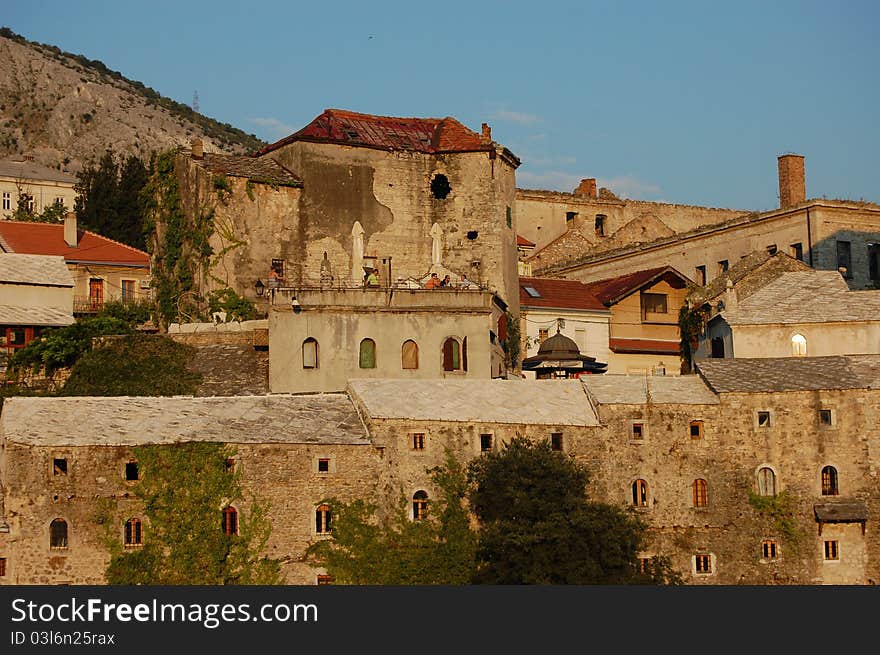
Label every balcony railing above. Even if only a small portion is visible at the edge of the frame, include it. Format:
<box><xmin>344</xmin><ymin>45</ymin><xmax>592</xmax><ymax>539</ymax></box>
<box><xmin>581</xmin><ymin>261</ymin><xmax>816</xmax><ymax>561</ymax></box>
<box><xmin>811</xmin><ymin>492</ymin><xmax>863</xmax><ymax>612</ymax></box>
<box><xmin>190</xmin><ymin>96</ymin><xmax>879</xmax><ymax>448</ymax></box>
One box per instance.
<box><xmin>73</xmin><ymin>296</ymin><xmax>142</xmax><ymax>313</ymax></box>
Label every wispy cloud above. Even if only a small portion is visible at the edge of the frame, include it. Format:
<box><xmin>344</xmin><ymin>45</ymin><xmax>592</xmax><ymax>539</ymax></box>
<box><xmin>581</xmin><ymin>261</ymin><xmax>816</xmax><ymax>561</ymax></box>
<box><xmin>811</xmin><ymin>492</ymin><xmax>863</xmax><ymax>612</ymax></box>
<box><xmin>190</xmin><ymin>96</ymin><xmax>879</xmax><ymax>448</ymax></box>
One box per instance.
<box><xmin>490</xmin><ymin>110</ymin><xmax>542</xmax><ymax>125</ymax></box>
<box><xmin>248</xmin><ymin>117</ymin><xmax>295</xmax><ymax>139</ymax></box>
<box><xmin>597</xmin><ymin>175</ymin><xmax>662</xmax><ymax>199</ymax></box>
<box><xmin>516</xmin><ymin>170</ymin><xmax>584</xmax><ymax>192</ymax></box>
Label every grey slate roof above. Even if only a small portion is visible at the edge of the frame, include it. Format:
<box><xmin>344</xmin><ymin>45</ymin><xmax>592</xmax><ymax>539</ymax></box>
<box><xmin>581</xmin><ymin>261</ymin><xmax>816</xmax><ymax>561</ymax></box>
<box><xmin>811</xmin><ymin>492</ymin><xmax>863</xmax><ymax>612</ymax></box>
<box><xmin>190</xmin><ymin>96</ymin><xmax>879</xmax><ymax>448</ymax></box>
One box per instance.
<box><xmin>0</xmin><ymin>394</ymin><xmax>370</xmax><ymax>446</ymax></box>
<box><xmin>814</xmin><ymin>503</ymin><xmax>869</xmax><ymax>522</ymax></box>
<box><xmin>348</xmin><ymin>378</ymin><xmax>600</xmax><ymax>426</ymax></box>
<box><xmin>0</xmin><ymin>304</ymin><xmax>74</xmax><ymax>326</ymax></box>
<box><xmin>0</xmin><ymin>253</ymin><xmax>73</xmax><ymax>286</ymax></box>
<box><xmin>696</xmin><ymin>355</ymin><xmax>880</xmax><ymax>393</ymax></box>
<box><xmin>581</xmin><ymin>375</ymin><xmax>719</xmax><ymax>405</ymax></box>
<box><xmin>194</xmin><ymin>153</ymin><xmax>302</xmax><ymax>187</ymax></box>
<box><xmin>722</xmin><ymin>271</ymin><xmax>880</xmax><ymax>325</ymax></box>
<box><xmin>0</xmin><ymin>158</ymin><xmax>78</xmax><ymax>184</ymax></box>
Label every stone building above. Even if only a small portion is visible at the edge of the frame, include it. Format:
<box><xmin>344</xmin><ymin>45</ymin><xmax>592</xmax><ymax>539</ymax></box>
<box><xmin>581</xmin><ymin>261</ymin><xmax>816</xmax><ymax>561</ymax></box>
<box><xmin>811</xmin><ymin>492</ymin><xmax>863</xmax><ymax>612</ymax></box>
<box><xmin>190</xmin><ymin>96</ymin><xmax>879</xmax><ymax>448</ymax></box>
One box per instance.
<box><xmin>0</xmin><ymin>157</ymin><xmax>78</xmax><ymax>220</ymax></box>
<box><xmin>528</xmin><ymin>155</ymin><xmax>880</xmax><ymax>292</ymax></box>
<box><xmin>2</xmin><ymin>356</ymin><xmax>877</xmax><ymax>586</ymax></box>
<box><xmin>0</xmin><ymin>214</ymin><xmax>151</xmax><ymax>313</ymax></box>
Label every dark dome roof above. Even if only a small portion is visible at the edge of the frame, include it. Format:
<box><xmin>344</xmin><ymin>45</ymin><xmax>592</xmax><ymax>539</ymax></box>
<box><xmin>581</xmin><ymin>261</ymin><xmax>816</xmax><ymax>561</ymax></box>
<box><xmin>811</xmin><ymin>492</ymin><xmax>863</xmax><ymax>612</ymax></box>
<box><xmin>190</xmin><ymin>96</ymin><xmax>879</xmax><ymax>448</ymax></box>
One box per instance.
<box><xmin>522</xmin><ymin>329</ymin><xmax>608</xmax><ymax>374</ymax></box>
<box><xmin>537</xmin><ymin>332</ymin><xmax>581</xmax><ymax>358</ymax></box>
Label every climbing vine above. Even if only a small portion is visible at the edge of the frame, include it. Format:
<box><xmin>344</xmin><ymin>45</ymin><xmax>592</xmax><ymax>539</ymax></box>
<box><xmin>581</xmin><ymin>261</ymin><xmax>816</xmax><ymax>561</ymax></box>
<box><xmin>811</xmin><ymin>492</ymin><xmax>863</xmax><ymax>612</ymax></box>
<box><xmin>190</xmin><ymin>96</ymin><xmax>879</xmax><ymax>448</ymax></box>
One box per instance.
<box><xmin>747</xmin><ymin>490</ymin><xmax>805</xmax><ymax>554</ymax></box>
<box><xmin>503</xmin><ymin>310</ymin><xmax>521</xmax><ymax>372</ymax></box>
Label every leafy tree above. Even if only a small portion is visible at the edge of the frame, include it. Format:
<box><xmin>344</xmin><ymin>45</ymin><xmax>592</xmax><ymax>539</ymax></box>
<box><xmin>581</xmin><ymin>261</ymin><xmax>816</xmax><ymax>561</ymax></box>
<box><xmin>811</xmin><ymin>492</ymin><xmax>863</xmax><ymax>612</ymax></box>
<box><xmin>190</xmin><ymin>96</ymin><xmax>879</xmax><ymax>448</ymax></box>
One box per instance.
<box><xmin>207</xmin><ymin>288</ymin><xmax>259</xmax><ymax>322</ymax></box>
<box><xmin>104</xmin><ymin>442</ymin><xmax>282</xmax><ymax>585</ymax></box>
<box><xmin>306</xmin><ymin>451</ymin><xmax>476</xmax><ymax>584</ymax></box>
<box><xmin>10</xmin><ymin>197</ymin><xmax>67</xmax><ymax>223</ymax></box>
<box><xmin>75</xmin><ymin>148</ymin><xmax>150</xmax><ymax>249</ymax></box>
<box><xmin>62</xmin><ymin>334</ymin><xmax>201</xmax><ymax>396</ymax></box>
<box><xmin>467</xmin><ymin>437</ymin><xmax>680</xmax><ymax>584</ymax></box>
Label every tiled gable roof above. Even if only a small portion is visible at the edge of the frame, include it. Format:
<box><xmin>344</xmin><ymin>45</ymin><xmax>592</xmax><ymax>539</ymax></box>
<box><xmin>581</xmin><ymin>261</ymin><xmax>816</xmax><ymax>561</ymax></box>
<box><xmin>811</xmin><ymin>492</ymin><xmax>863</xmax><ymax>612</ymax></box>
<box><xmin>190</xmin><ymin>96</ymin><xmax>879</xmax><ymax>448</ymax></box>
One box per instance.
<box><xmin>519</xmin><ymin>276</ymin><xmax>606</xmax><ymax>311</ymax></box>
<box><xmin>0</xmin><ymin>253</ymin><xmax>73</xmax><ymax>286</ymax></box>
<box><xmin>193</xmin><ymin>152</ymin><xmax>302</xmax><ymax>187</ymax></box>
<box><xmin>582</xmin><ymin>266</ymin><xmax>691</xmax><ymax>306</ymax></box>
<box><xmin>0</xmin><ymin>221</ymin><xmax>149</xmax><ymax>267</ymax></box>
<box><xmin>722</xmin><ymin>271</ymin><xmax>880</xmax><ymax>325</ymax></box>
<box><xmin>254</xmin><ymin>108</ymin><xmax>495</xmax><ymax>156</ymax></box>
<box><xmin>696</xmin><ymin>355</ymin><xmax>880</xmax><ymax>393</ymax></box>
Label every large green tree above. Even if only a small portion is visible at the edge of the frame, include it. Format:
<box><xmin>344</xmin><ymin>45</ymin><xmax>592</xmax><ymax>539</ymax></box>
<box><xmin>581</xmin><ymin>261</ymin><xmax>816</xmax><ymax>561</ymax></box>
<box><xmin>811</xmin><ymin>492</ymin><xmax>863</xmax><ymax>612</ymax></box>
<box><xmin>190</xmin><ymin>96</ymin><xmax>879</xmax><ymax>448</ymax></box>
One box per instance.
<box><xmin>306</xmin><ymin>451</ymin><xmax>476</xmax><ymax>584</ymax></box>
<box><xmin>467</xmin><ymin>437</ymin><xmax>680</xmax><ymax>584</ymax></box>
<box><xmin>75</xmin><ymin>148</ymin><xmax>150</xmax><ymax>249</ymax></box>
<box><xmin>104</xmin><ymin>442</ymin><xmax>282</xmax><ymax>585</ymax></box>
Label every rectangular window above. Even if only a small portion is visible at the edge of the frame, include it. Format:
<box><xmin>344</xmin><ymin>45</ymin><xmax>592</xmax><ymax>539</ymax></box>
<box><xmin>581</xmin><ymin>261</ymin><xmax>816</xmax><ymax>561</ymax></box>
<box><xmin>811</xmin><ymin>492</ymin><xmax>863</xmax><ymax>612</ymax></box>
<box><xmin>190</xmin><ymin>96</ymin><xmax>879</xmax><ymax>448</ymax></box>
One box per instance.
<box><xmin>818</xmin><ymin>409</ymin><xmax>833</xmax><ymax>426</ymax></box>
<box><xmin>641</xmin><ymin>293</ymin><xmax>667</xmax><ymax>318</ymax></box>
<box><xmin>717</xmin><ymin>260</ymin><xmax>729</xmax><ymax>275</ymax></box>
<box><xmin>53</xmin><ymin>458</ymin><xmax>68</xmax><ymax>476</ymax></box>
<box><xmin>694</xmin><ymin>554</ymin><xmax>712</xmax><ymax>574</ymax></box>
<box><xmin>121</xmin><ymin>279</ymin><xmax>135</xmax><ymax>303</ymax></box>
<box><xmin>125</xmin><ymin>461</ymin><xmax>139</xmax><ymax>481</ymax></box>
<box><xmin>766</xmin><ymin>244</ymin><xmax>777</xmax><ymax>255</ymax></box>
<box><xmin>695</xmin><ymin>265</ymin><xmax>707</xmax><ymax>286</ymax></box>
<box><xmin>317</xmin><ymin>574</ymin><xmax>334</xmax><ymax>585</ymax></box>
<box><xmin>550</xmin><ymin>432</ymin><xmax>563</xmax><ymax>451</ymax></box>
<box><xmin>595</xmin><ymin>214</ymin><xmax>606</xmax><ymax>237</ymax></box>
<box><xmin>54</xmin><ymin>196</ymin><xmax>65</xmax><ymax>207</ymax></box>
<box><xmin>412</xmin><ymin>433</ymin><xmax>425</xmax><ymax>450</ymax></box>
<box><xmin>565</xmin><ymin>211</ymin><xmax>577</xmax><ymax>222</ymax></box>
<box><xmin>638</xmin><ymin>557</ymin><xmax>651</xmax><ymax>574</ymax></box>
<box><xmin>824</xmin><ymin>540</ymin><xmax>839</xmax><ymax>561</ymax></box>
<box><xmin>690</xmin><ymin>420</ymin><xmax>704</xmax><ymax>439</ymax></box>
<box><xmin>271</xmin><ymin>259</ymin><xmax>285</xmax><ymax>279</ymax></box>
<box><xmin>762</xmin><ymin>540</ymin><xmax>778</xmax><ymax>560</ymax></box>
<box><xmin>868</xmin><ymin>243</ymin><xmax>880</xmax><ymax>284</ymax></box>
<box><xmin>2</xmin><ymin>192</ymin><xmax>10</xmax><ymax>210</ymax></box>
<box><xmin>631</xmin><ymin>423</ymin><xmax>644</xmax><ymax>441</ymax></box>
<box><xmin>757</xmin><ymin>411</ymin><xmax>771</xmax><ymax>427</ymax></box>
<box><xmin>836</xmin><ymin>240</ymin><xmax>852</xmax><ymax>277</ymax></box>
<box><xmin>790</xmin><ymin>243</ymin><xmax>803</xmax><ymax>261</ymax></box>
<box><xmin>480</xmin><ymin>434</ymin><xmax>493</xmax><ymax>452</ymax></box>
<box><xmin>225</xmin><ymin>458</ymin><xmax>236</xmax><ymax>473</ymax></box>
<box><xmin>318</xmin><ymin>458</ymin><xmax>330</xmax><ymax>473</ymax></box>
<box><xmin>538</xmin><ymin>328</ymin><xmax>549</xmax><ymax>343</ymax></box>
<box><xmin>0</xmin><ymin>557</ymin><xmax>5</xmax><ymax>576</ymax></box>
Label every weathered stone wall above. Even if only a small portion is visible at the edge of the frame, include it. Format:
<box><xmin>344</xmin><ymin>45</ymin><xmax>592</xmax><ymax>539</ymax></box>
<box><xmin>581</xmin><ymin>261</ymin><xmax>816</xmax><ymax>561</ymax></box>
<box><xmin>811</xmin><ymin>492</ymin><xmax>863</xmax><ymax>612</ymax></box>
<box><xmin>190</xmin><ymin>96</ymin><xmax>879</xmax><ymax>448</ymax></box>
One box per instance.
<box><xmin>266</xmin><ymin>142</ymin><xmax>520</xmax><ymax>314</ymax></box>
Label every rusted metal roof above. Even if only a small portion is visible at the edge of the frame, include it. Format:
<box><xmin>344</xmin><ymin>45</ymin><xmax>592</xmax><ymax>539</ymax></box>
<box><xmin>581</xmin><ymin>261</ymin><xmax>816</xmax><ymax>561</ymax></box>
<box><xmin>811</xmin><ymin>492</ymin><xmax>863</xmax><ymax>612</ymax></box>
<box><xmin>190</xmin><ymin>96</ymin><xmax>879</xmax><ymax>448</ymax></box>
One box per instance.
<box><xmin>582</xmin><ymin>266</ymin><xmax>691</xmax><ymax>306</ymax></box>
<box><xmin>0</xmin><ymin>221</ymin><xmax>149</xmax><ymax>267</ymax></box>
<box><xmin>519</xmin><ymin>276</ymin><xmax>606</xmax><ymax>311</ymax></box>
<box><xmin>254</xmin><ymin>108</ymin><xmax>497</xmax><ymax>156</ymax></box>
<box><xmin>193</xmin><ymin>152</ymin><xmax>302</xmax><ymax>187</ymax></box>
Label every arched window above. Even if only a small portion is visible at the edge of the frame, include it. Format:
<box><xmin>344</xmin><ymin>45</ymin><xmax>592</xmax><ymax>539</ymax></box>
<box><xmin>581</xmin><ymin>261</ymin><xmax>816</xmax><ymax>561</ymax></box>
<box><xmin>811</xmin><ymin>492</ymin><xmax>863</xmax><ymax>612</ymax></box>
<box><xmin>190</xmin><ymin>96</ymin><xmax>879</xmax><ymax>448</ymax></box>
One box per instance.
<box><xmin>402</xmin><ymin>340</ymin><xmax>419</xmax><ymax>369</ymax></box>
<box><xmin>412</xmin><ymin>490</ymin><xmax>429</xmax><ymax>521</ymax></box>
<box><xmin>693</xmin><ymin>479</ymin><xmax>709</xmax><ymax>508</ymax></box>
<box><xmin>124</xmin><ymin>518</ymin><xmax>143</xmax><ymax>547</ymax></box>
<box><xmin>50</xmin><ymin>518</ymin><xmax>68</xmax><ymax>549</ymax></box>
<box><xmin>821</xmin><ymin>466</ymin><xmax>839</xmax><ymax>496</ymax></box>
<box><xmin>442</xmin><ymin>338</ymin><xmax>461</xmax><ymax>371</ymax></box>
<box><xmin>302</xmin><ymin>338</ymin><xmax>318</xmax><ymax>369</ymax></box>
<box><xmin>222</xmin><ymin>506</ymin><xmax>238</xmax><ymax>536</ymax></box>
<box><xmin>791</xmin><ymin>334</ymin><xmax>807</xmax><ymax>357</ymax></box>
<box><xmin>631</xmin><ymin>480</ymin><xmax>648</xmax><ymax>507</ymax></box>
<box><xmin>315</xmin><ymin>504</ymin><xmax>332</xmax><ymax>534</ymax></box>
<box><xmin>757</xmin><ymin>467</ymin><xmax>777</xmax><ymax>497</ymax></box>
<box><xmin>359</xmin><ymin>338</ymin><xmax>376</xmax><ymax>369</ymax></box>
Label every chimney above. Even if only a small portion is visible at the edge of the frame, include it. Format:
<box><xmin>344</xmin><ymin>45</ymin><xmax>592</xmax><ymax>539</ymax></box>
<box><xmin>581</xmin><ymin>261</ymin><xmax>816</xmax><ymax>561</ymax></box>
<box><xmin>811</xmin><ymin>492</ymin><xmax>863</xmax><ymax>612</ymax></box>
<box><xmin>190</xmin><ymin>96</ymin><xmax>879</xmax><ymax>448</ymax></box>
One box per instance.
<box><xmin>64</xmin><ymin>212</ymin><xmax>78</xmax><ymax>247</ymax></box>
<box><xmin>778</xmin><ymin>154</ymin><xmax>805</xmax><ymax>208</ymax></box>
<box><xmin>574</xmin><ymin>178</ymin><xmax>597</xmax><ymax>198</ymax></box>
<box><xmin>723</xmin><ymin>279</ymin><xmax>737</xmax><ymax>313</ymax></box>
<box><xmin>481</xmin><ymin>123</ymin><xmax>492</xmax><ymax>144</ymax></box>
<box><xmin>191</xmin><ymin>137</ymin><xmax>204</xmax><ymax>159</ymax></box>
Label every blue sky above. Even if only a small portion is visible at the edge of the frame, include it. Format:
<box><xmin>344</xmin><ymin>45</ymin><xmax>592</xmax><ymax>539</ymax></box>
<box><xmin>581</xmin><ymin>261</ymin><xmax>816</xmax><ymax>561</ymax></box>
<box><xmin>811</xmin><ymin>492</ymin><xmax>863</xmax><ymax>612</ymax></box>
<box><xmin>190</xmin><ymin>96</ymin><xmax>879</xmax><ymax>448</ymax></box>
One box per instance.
<box><xmin>5</xmin><ymin>1</ymin><xmax>879</xmax><ymax>210</ymax></box>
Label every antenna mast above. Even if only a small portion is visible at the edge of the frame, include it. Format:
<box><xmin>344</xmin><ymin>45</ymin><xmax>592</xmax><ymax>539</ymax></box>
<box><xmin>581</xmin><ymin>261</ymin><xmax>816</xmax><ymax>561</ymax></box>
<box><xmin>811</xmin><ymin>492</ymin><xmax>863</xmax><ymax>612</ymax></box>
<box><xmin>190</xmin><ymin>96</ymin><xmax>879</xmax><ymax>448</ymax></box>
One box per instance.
<box><xmin>192</xmin><ymin>90</ymin><xmax>200</xmax><ymax>114</ymax></box>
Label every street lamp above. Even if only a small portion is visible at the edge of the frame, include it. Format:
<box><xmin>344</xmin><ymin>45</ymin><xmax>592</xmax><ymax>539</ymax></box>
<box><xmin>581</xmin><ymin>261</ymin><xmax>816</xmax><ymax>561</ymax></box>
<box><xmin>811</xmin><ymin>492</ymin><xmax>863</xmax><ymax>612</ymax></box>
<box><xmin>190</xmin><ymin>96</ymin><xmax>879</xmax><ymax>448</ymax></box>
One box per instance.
<box><xmin>254</xmin><ymin>279</ymin><xmax>265</xmax><ymax>297</ymax></box>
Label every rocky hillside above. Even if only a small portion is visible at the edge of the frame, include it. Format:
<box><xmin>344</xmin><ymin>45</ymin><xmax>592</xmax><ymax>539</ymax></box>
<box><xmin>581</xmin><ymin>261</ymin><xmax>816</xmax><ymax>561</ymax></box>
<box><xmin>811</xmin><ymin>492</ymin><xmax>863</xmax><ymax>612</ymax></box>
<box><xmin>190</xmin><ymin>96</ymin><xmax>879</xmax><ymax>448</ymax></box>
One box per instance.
<box><xmin>0</xmin><ymin>28</ymin><xmax>266</xmax><ymax>174</ymax></box>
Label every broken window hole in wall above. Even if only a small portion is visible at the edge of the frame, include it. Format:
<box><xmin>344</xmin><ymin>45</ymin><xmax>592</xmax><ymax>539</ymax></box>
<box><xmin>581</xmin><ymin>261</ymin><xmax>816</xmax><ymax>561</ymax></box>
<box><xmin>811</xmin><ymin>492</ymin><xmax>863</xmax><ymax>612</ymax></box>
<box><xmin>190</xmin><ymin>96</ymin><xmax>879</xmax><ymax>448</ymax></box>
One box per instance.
<box><xmin>467</xmin><ymin>231</ymin><xmax>478</xmax><ymax>240</ymax></box>
<box><xmin>431</xmin><ymin>174</ymin><xmax>451</xmax><ymax>199</ymax></box>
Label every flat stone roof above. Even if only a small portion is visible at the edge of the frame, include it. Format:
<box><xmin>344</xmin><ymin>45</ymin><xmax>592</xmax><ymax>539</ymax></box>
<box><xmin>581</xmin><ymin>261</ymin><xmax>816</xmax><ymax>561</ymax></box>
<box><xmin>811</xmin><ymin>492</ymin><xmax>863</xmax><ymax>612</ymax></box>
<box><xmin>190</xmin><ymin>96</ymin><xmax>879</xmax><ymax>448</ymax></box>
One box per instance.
<box><xmin>0</xmin><ymin>394</ymin><xmax>370</xmax><ymax>446</ymax></box>
<box><xmin>0</xmin><ymin>253</ymin><xmax>73</xmax><ymax>287</ymax></box>
<box><xmin>348</xmin><ymin>378</ymin><xmax>600</xmax><ymax>426</ymax></box>
<box><xmin>696</xmin><ymin>355</ymin><xmax>880</xmax><ymax>393</ymax></box>
<box><xmin>0</xmin><ymin>304</ymin><xmax>74</xmax><ymax>327</ymax></box>
<box><xmin>580</xmin><ymin>375</ymin><xmax>720</xmax><ymax>405</ymax></box>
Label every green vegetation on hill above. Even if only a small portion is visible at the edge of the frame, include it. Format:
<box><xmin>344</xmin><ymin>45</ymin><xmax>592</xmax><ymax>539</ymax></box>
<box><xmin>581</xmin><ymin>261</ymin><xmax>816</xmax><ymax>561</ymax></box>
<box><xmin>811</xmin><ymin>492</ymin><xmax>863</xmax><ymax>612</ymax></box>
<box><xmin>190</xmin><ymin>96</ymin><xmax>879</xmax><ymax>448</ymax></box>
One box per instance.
<box><xmin>0</xmin><ymin>26</ymin><xmax>266</xmax><ymax>154</ymax></box>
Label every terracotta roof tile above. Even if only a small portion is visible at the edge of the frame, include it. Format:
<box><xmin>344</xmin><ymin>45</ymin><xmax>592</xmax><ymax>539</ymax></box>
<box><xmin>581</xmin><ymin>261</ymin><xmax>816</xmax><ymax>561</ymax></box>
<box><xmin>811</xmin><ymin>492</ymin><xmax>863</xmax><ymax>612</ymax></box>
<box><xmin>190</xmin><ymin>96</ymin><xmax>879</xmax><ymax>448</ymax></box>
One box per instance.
<box><xmin>194</xmin><ymin>153</ymin><xmax>301</xmax><ymax>187</ymax></box>
<box><xmin>517</xmin><ymin>234</ymin><xmax>536</xmax><ymax>247</ymax></box>
<box><xmin>0</xmin><ymin>221</ymin><xmax>149</xmax><ymax>267</ymax></box>
<box><xmin>254</xmin><ymin>108</ymin><xmax>494</xmax><ymax>156</ymax></box>
<box><xmin>519</xmin><ymin>277</ymin><xmax>607</xmax><ymax>311</ymax></box>
<box><xmin>582</xmin><ymin>266</ymin><xmax>691</xmax><ymax>306</ymax></box>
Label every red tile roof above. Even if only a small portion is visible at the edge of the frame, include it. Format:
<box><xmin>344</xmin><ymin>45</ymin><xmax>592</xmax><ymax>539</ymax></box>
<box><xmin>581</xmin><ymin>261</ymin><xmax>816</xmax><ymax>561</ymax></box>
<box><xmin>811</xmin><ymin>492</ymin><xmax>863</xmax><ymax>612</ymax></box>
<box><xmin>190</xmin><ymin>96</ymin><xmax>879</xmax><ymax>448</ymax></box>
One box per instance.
<box><xmin>517</xmin><ymin>234</ymin><xmax>536</xmax><ymax>247</ymax></box>
<box><xmin>519</xmin><ymin>277</ymin><xmax>607</xmax><ymax>311</ymax></box>
<box><xmin>609</xmin><ymin>338</ymin><xmax>681</xmax><ymax>355</ymax></box>
<box><xmin>254</xmin><ymin>108</ymin><xmax>495</xmax><ymax>157</ymax></box>
<box><xmin>0</xmin><ymin>221</ymin><xmax>149</xmax><ymax>267</ymax></box>
<box><xmin>582</xmin><ymin>266</ymin><xmax>691</xmax><ymax>306</ymax></box>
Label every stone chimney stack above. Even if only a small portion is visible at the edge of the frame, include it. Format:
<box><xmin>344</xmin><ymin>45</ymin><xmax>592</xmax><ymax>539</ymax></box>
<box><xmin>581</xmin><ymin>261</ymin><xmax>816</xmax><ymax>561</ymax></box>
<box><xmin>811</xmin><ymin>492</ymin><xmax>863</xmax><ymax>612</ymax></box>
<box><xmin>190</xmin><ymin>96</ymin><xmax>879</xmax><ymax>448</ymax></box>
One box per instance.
<box><xmin>481</xmin><ymin>123</ymin><xmax>492</xmax><ymax>144</ymax></box>
<box><xmin>724</xmin><ymin>279</ymin><xmax>737</xmax><ymax>313</ymax></box>
<box><xmin>191</xmin><ymin>137</ymin><xmax>204</xmax><ymax>159</ymax></box>
<box><xmin>778</xmin><ymin>154</ymin><xmax>805</xmax><ymax>208</ymax></box>
<box><xmin>64</xmin><ymin>212</ymin><xmax>78</xmax><ymax>247</ymax></box>
<box><xmin>574</xmin><ymin>178</ymin><xmax>598</xmax><ymax>198</ymax></box>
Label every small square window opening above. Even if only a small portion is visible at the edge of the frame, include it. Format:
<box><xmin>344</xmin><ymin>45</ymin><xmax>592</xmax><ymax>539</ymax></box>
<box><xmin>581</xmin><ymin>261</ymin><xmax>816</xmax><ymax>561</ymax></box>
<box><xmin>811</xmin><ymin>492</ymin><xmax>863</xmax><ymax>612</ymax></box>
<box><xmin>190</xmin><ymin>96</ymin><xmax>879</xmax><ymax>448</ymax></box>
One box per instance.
<box><xmin>53</xmin><ymin>458</ymin><xmax>67</xmax><ymax>476</ymax></box>
<box><xmin>318</xmin><ymin>458</ymin><xmax>330</xmax><ymax>473</ymax></box>
<box><xmin>695</xmin><ymin>554</ymin><xmax>712</xmax><ymax>574</ymax></box>
<box><xmin>824</xmin><ymin>540</ymin><xmax>839</xmax><ymax>561</ymax></box>
<box><xmin>818</xmin><ymin>409</ymin><xmax>833</xmax><ymax>426</ymax></box>
<box><xmin>762</xmin><ymin>540</ymin><xmax>778</xmax><ymax>560</ymax></box>
<box><xmin>480</xmin><ymin>434</ymin><xmax>493</xmax><ymax>452</ymax></box>
<box><xmin>757</xmin><ymin>411</ymin><xmax>771</xmax><ymax>427</ymax></box>
<box><xmin>412</xmin><ymin>433</ymin><xmax>425</xmax><ymax>450</ymax></box>
<box><xmin>551</xmin><ymin>433</ymin><xmax>563</xmax><ymax>451</ymax></box>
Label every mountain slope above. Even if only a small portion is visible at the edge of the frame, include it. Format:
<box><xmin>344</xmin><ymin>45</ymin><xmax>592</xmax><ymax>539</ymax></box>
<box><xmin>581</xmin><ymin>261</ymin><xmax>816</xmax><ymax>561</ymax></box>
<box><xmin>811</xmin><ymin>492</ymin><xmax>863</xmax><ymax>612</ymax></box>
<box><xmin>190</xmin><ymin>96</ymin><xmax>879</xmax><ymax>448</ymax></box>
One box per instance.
<box><xmin>0</xmin><ymin>28</ymin><xmax>266</xmax><ymax>174</ymax></box>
